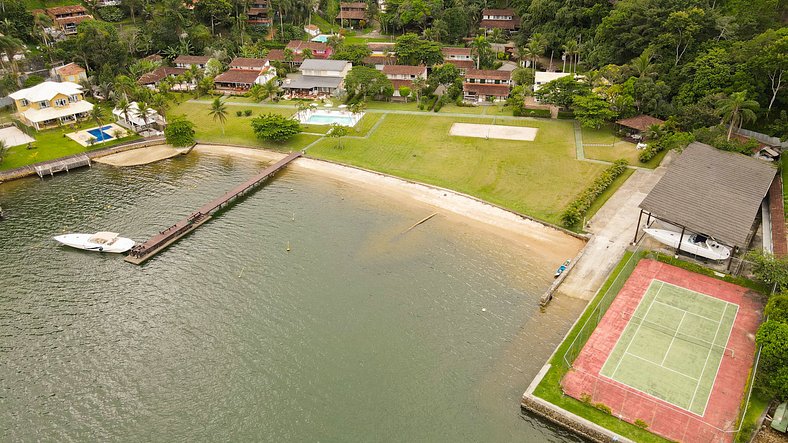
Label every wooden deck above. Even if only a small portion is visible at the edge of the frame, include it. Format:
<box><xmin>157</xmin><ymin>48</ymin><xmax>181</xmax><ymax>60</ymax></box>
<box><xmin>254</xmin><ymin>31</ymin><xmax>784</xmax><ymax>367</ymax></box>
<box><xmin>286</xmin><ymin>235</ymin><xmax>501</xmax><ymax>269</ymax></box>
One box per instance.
<box><xmin>125</xmin><ymin>151</ymin><xmax>303</xmax><ymax>265</ymax></box>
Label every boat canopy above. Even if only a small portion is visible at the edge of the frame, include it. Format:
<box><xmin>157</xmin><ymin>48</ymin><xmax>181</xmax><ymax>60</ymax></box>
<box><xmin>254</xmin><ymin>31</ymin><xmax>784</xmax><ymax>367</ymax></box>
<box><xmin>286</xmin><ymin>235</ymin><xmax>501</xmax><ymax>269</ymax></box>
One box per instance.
<box><xmin>89</xmin><ymin>232</ymin><xmax>119</xmax><ymax>244</ymax></box>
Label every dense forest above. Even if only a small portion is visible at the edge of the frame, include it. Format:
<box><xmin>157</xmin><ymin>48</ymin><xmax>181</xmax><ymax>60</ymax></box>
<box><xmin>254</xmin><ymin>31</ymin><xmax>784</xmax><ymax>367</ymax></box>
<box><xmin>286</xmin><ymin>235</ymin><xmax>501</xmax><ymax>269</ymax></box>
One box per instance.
<box><xmin>0</xmin><ymin>0</ymin><xmax>786</xmax><ymax>138</ymax></box>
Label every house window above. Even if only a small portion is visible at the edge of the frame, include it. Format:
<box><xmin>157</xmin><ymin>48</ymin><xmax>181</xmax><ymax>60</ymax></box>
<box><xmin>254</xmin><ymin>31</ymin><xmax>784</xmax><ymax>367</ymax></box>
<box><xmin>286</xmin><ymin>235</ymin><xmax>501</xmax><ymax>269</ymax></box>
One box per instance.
<box><xmin>69</xmin><ymin>94</ymin><xmax>79</xmax><ymax>103</ymax></box>
<box><xmin>38</xmin><ymin>101</ymin><xmax>49</xmax><ymax>109</ymax></box>
<box><xmin>20</xmin><ymin>99</ymin><xmax>29</xmax><ymax>106</ymax></box>
<box><xmin>55</xmin><ymin>98</ymin><xmax>67</xmax><ymax>107</ymax></box>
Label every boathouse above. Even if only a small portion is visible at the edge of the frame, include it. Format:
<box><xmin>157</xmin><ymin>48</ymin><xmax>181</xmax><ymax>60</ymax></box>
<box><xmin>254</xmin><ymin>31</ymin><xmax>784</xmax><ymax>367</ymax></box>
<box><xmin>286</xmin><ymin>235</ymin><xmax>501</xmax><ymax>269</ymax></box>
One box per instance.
<box><xmin>635</xmin><ymin>142</ymin><xmax>783</xmax><ymax>266</ymax></box>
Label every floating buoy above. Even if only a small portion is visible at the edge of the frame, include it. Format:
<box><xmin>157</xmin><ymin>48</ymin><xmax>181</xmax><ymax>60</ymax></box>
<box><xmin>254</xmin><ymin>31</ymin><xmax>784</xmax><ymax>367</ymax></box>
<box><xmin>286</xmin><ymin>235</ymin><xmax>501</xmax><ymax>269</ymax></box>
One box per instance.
<box><xmin>482</xmin><ymin>308</ymin><xmax>487</xmax><ymax>312</ymax></box>
<box><xmin>292</xmin><ymin>212</ymin><xmax>295</xmax><ymax>221</ymax></box>
<box><xmin>287</xmin><ymin>241</ymin><xmax>291</xmax><ymax>252</ymax></box>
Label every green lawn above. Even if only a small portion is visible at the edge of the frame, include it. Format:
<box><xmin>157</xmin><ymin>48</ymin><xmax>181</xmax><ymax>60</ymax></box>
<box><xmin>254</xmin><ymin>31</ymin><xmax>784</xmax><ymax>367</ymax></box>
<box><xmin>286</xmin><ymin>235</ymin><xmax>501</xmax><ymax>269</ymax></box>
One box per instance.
<box><xmin>170</xmin><ymin>101</ymin><xmax>319</xmax><ymax>151</ymax></box>
<box><xmin>582</xmin><ymin>124</ymin><xmax>665</xmax><ymax>168</ymax></box>
<box><xmin>582</xmin><ymin>124</ymin><xmax>619</xmax><ymax>145</ymax></box>
<box><xmin>1</xmin><ymin>122</ymin><xmax>141</xmax><ymax>170</ymax></box>
<box><xmin>308</xmin><ymin>114</ymin><xmax>608</xmax><ymax>225</ymax></box>
<box><xmin>23</xmin><ymin>0</ymin><xmax>79</xmax><ymax>8</ymax></box>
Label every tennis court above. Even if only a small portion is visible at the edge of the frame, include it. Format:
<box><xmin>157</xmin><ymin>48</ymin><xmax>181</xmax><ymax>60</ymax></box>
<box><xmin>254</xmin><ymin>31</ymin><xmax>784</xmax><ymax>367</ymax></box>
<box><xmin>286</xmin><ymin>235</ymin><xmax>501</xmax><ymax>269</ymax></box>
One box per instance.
<box><xmin>599</xmin><ymin>280</ymin><xmax>738</xmax><ymax>416</ymax></box>
<box><xmin>561</xmin><ymin>259</ymin><xmax>763</xmax><ymax>443</ymax></box>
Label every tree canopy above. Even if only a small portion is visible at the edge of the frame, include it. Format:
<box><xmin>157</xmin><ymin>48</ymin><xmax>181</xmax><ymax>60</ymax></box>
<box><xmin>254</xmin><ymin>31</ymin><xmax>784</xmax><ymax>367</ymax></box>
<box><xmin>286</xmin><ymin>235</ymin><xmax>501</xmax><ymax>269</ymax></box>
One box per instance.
<box><xmin>251</xmin><ymin>113</ymin><xmax>301</xmax><ymax>142</ymax></box>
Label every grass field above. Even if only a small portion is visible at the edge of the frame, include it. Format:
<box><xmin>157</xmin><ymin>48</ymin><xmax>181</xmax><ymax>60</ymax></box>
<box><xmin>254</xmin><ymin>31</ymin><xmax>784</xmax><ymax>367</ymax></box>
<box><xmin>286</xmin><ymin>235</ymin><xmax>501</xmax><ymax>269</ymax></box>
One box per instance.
<box><xmin>308</xmin><ymin>114</ymin><xmax>608</xmax><ymax>225</ymax></box>
<box><xmin>584</xmin><ymin>142</ymin><xmax>667</xmax><ymax>168</ymax></box>
<box><xmin>1</xmin><ymin>122</ymin><xmax>141</xmax><ymax>170</ymax></box>
<box><xmin>600</xmin><ymin>280</ymin><xmax>738</xmax><ymax>415</ymax></box>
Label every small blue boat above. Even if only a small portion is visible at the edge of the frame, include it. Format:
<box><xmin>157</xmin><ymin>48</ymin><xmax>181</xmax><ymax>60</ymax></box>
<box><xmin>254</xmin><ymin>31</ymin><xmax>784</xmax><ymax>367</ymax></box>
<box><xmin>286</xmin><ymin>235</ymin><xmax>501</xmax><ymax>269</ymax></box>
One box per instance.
<box><xmin>554</xmin><ymin>259</ymin><xmax>571</xmax><ymax>278</ymax></box>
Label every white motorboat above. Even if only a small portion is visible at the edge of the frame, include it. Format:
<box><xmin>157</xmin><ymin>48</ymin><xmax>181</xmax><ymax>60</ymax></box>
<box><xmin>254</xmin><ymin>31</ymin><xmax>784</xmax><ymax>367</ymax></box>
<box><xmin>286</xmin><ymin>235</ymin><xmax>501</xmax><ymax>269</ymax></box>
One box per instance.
<box><xmin>644</xmin><ymin>228</ymin><xmax>731</xmax><ymax>261</ymax></box>
<box><xmin>53</xmin><ymin>232</ymin><xmax>136</xmax><ymax>253</ymax></box>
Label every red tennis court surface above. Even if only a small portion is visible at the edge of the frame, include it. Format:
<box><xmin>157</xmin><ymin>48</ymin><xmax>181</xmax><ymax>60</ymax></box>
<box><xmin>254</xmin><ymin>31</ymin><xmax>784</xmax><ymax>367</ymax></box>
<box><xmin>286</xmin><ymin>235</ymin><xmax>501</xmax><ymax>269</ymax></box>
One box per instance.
<box><xmin>561</xmin><ymin>259</ymin><xmax>763</xmax><ymax>442</ymax></box>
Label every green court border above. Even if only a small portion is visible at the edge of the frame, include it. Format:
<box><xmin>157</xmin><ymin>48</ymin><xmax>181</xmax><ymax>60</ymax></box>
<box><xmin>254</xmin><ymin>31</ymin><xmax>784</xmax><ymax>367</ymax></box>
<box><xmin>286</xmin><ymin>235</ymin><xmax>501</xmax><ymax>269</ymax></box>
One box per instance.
<box><xmin>599</xmin><ymin>279</ymin><xmax>739</xmax><ymax>416</ymax></box>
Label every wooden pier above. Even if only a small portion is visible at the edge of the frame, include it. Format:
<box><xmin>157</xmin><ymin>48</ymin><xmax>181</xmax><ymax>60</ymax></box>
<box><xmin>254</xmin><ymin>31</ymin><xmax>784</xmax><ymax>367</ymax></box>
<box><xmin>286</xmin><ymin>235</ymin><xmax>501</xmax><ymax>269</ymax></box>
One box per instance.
<box><xmin>125</xmin><ymin>151</ymin><xmax>303</xmax><ymax>265</ymax></box>
<box><xmin>34</xmin><ymin>155</ymin><xmax>91</xmax><ymax>177</ymax></box>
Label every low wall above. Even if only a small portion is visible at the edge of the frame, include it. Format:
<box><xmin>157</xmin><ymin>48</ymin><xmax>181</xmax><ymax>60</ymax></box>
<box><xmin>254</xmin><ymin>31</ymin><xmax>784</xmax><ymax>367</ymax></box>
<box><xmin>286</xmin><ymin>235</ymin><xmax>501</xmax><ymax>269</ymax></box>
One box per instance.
<box><xmin>521</xmin><ymin>365</ymin><xmax>635</xmax><ymax>443</ymax></box>
<box><xmin>0</xmin><ymin>136</ymin><xmax>165</xmax><ymax>183</ymax></box>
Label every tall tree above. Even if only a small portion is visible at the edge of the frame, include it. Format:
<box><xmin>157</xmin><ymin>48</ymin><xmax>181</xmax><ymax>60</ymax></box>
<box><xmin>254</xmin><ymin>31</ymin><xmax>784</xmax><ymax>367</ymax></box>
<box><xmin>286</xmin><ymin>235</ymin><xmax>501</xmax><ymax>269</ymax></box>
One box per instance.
<box><xmin>209</xmin><ymin>97</ymin><xmax>228</xmax><ymax>135</ymax></box>
<box><xmin>470</xmin><ymin>35</ymin><xmax>492</xmax><ymax>70</ymax></box>
<box><xmin>715</xmin><ymin>91</ymin><xmax>759</xmax><ymax>141</ymax></box>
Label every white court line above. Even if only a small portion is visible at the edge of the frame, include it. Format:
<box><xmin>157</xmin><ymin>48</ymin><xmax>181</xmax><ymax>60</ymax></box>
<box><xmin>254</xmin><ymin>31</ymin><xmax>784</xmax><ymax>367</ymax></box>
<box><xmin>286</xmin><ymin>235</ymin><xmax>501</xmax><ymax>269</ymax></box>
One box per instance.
<box><xmin>661</xmin><ymin>311</ymin><xmax>687</xmax><ymax>366</ymax></box>
<box><xmin>624</xmin><ymin>351</ymin><xmax>699</xmax><ymax>382</ymax></box>
<box><xmin>651</xmin><ymin>299</ymin><xmax>721</xmax><ymax>324</ymax></box>
<box><xmin>688</xmin><ymin>303</ymin><xmax>727</xmax><ymax>412</ymax></box>
<box><xmin>609</xmin><ymin>281</ymin><xmax>663</xmax><ymax>379</ymax></box>
<box><xmin>696</xmin><ymin>303</ymin><xmax>740</xmax><ymax>417</ymax></box>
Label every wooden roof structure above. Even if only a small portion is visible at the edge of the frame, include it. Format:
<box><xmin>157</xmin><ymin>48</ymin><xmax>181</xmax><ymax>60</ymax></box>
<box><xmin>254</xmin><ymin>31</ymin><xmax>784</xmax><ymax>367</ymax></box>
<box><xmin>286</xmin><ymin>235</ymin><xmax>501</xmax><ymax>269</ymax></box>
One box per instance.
<box><xmin>616</xmin><ymin>115</ymin><xmax>665</xmax><ymax>132</ymax></box>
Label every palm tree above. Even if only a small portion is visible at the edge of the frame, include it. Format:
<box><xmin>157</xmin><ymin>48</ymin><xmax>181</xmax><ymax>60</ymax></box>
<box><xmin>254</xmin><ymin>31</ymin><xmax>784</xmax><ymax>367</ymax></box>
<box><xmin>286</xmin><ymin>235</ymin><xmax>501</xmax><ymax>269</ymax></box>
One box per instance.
<box><xmin>514</xmin><ymin>46</ymin><xmax>528</xmax><ymax>68</ymax></box>
<box><xmin>470</xmin><ymin>35</ymin><xmax>490</xmax><ymax>70</ymax></box>
<box><xmin>631</xmin><ymin>48</ymin><xmax>655</xmax><ymax>78</ymax></box>
<box><xmin>32</xmin><ymin>12</ymin><xmax>52</xmax><ymax>48</ymax></box>
<box><xmin>302</xmin><ymin>48</ymin><xmax>313</xmax><ymax>60</ymax></box>
<box><xmin>0</xmin><ymin>140</ymin><xmax>9</xmax><ymax>166</ymax></box>
<box><xmin>209</xmin><ymin>97</ymin><xmax>228</xmax><ymax>135</ymax></box>
<box><xmin>116</xmin><ymin>98</ymin><xmax>134</xmax><ymax>129</ymax></box>
<box><xmin>715</xmin><ymin>91</ymin><xmax>760</xmax><ymax>141</ymax></box>
<box><xmin>561</xmin><ymin>40</ymin><xmax>578</xmax><ymax>73</ymax></box>
<box><xmin>0</xmin><ymin>34</ymin><xmax>23</xmax><ymax>86</ymax></box>
<box><xmin>134</xmin><ymin>100</ymin><xmax>155</xmax><ymax>130</ymax></box>
<box><xmin>527</xmin><ymin>34</ymin><xmax>547</xmax><ymax>69</ymax></box>
<box><xmin>262</xmin><ymin>79</ymin><xmax>281</xmax><ymax>102</ymax></box>
<box><xmin>89</xmin><ymin>107</ymin><xmax>107</xmax><ymax>140</ymax></box>
<box><xmin>411</xmin><ymin>77</ymin><xmax>427</xmax><ymax>102</ymax></box>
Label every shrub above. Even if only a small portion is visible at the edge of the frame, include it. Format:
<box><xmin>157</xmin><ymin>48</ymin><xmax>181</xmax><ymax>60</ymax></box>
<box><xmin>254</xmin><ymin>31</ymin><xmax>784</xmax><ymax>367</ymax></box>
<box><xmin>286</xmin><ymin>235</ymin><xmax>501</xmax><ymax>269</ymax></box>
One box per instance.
<box><xmin>594</xmin><ymin>402</ymin><xmax>612</xmax><ymax>414</ymax></box>
<box><xmin>561</xmin><ymin>159</ymin><xmax>628</xmax><ymax>227</ymax></box>
<box><xmin>520</xmin><ymin>109</ymin><xmax>551</xmax><ymax>118</ymax></box>
<box><xmin>164</xmin><ymin>117</ymin><xmax>196</xmax><ymax>147</ymax></box>
<box><xmin>236</xmin><ymin>110</ymin><xmax>243</xmax><ymax>117</ymax></box>
<box><xmin>557</xmin><ymin>110</ymin><xmax>575</xmax><ymax>119</ymax></box>
<box><xmin>634</xmin><ymin>419</ymin><xmax>648</xmax><ymax>429</ymax></box>
<box><xmin>244</xmin><ymin>109</ymin><xmax>252</xmax><ymax>116</ymax></box>
<box><xmin>251</xmin><ymin>113</ymin><xmax>301</xmax><ymax>142</ymax></box>
<box><xmin>580</xmin><ymin>393</ymin><xmax>592</xmax><ymax>404</ymax></box>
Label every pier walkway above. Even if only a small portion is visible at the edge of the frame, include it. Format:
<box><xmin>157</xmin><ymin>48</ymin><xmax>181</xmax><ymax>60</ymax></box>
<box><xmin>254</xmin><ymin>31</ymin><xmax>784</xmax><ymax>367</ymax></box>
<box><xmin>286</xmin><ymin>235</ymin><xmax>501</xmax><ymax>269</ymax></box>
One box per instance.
<box><xmin>125</xmin><ymin>151</ymin><xmax>302</xmax><ymax>265</ymax></box>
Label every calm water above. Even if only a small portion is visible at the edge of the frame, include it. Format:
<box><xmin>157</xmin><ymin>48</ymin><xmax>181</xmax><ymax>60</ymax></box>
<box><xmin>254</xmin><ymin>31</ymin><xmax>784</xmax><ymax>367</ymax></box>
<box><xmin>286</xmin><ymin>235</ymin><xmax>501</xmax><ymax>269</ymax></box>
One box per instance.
<box><xmin>0</xmin><ymin>152</ymin><xmax>586</xmax><ymax>441</ymax></box>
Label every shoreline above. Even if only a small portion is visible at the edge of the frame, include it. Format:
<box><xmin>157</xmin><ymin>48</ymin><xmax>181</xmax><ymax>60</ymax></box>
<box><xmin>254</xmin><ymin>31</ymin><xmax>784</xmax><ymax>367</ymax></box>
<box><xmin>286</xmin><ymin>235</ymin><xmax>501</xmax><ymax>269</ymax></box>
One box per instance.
<box><xmin>192</xmin><ymin>144</ymin><xmax>586</xmax><ymax>267</ymax></box>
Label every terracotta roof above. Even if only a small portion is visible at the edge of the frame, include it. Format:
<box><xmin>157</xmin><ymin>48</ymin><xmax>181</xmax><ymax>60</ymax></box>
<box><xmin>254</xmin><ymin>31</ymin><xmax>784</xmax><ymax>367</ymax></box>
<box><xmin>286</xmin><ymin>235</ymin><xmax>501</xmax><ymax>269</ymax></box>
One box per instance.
<box><xmin>367</xmin><ymin>42</ymin><xmax>395</xmax><ymax>52</ymax></box>
<box><xmin>443</xmin><ymin>59</ymin><xmax>475</xmax><ymax>70</ymax></box>
<box><xmin>267</xmin><ymin>49</ymin><xmax>304</xmax><ymax>63</ymax></box>
<box><xmin>383</xmin><ymin>64</ymin><xmax>426</xmax><ymax>76</ymax></box>
<box><xmin>305</xmin><ymin>24</ymin><xmax>319</xmax><ymax>30</ymax></box>
<box><xmin>142</xmin><ymin>54</ymin><xmax>163</xmax><ymax>62</ymax></box>
<box><xmin>362</xmin><ymin>56</ymin><xmax>397</xmax><ymax>65</ymax></box>
<box><xmin>463</xmin><ymin>83</ymin><xmax>511</xmax><ymax>97</ymax></box>
<box><xmin>640</xmin><ymin>142</ymin><xmax>778</xmax><ymax>247</ymax></box>
<box><xmin>480</xmin><ymin>19</ymin><xmax>519</xmax><ymax>30</ymax></box>
<box><xmin>214</xmin><ymin>69</ymin><xmax>261</xmax><ymax>84</ymax></box>
<box><xmin>340</xmin><ymin>2</ymin><xmax>367</xmax><ymax>8</ymax></box>
<box><xmin>465</xmin><ymin>69</ymin><xmax>511</xmax><ymax>80</ymax></box>
<box><xmin>47</xmin><ymin>5</ymin><xmax>88</xmax><ymax>15</ymax></box>
<box><xmin>55</xmin><ymin>15</ymin><xmax>92</xmax><ymax>25</ymax></box>
<box><xmin>174</xmin><ymin>55</ymin><xmax>211</xmax><ymax>65</ymax></box>
<box><xmin>442</xmin><ymin>47</ymin><xmax>471</xmax><ymax>56</ymax></box>
<box><xmin>337</xmin><ymin>10</ymin><xmax>366</xmax><ymax>19</ymax></box>
<box><xmin>55</xmin><ymin>62</ymin><xmax>85</xmax><ymax>76</ymax></box>
<box><xmin>286</xmin><ymin>40</ymin><xmax>329</xmax><ymax>52</ymax></box>
<box><xmin>482</xmin><ymin>8</ymin><xmax>515</xmax><ymax>16</ymax></box>
<box><xmin>391</xmin><ymin>79</ymin><xmax>414</xmax><ymax>90</ymax></box>
<box><xmin>616</xmin><ymin>115</ymin><xmax>666</xmax><ymax>132</ymax></box>
<box><xmin>137</xmin><ymin>66</ymin><xmax>186</xmax><ymax>85</ymax></box>
<box><xmin>229</xmin><ymin>57</ymin><xmax>268</xmax><ymax>69</ymax></box>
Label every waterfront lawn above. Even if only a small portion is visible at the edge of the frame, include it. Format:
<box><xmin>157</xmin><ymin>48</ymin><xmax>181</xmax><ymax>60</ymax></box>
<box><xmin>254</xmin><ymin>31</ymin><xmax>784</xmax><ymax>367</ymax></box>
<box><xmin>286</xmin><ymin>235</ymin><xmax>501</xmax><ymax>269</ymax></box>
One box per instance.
<box><xmin>170</xmin><ymin>101</ymin><xmax>320</xmax><ymax>151</ymax></box>
<box><xmin>0</xmin><ymin>123</ymin><xmax>140</xmax><ymax>170</ymax></box>
<box><xmin>584</xmin><ymin>143</ymin><xmax>667</xmax><ymax>169</ymax></box>
<box><xmin>308</xmin><ymin>114</ymin><xmax>609</xmax><ymax>225</ymax></box>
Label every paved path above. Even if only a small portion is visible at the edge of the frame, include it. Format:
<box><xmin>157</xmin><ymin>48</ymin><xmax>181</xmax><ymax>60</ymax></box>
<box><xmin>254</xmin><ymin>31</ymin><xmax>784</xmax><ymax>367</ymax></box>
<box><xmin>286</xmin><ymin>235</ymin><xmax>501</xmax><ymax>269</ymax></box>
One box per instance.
<box><xmin>557</xmin><ymin>152</ymin><xmax>673</xmax><ymax>300</ymax></box>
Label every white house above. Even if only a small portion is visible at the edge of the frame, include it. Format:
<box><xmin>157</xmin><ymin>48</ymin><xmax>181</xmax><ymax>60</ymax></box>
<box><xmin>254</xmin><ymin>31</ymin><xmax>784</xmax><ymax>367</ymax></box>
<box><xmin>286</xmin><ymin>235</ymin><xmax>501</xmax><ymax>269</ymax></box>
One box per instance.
<box><xmin>282</xmin><ymin>59</ymin><xmax>352</xmax><ymax>97</ymax></box>
<box><xmin>533</xmin><ymin>71</ymin><xmax>572</xmax><ymax>93</ymax></box>
<box><xmin>9</xmin><ymin>81</ymin><xmax>93</xmax><ymax>130</ymax></box>
<box><xmin>113</xmin><ymin>101</ymin><xmax>165</xmax><ymax>135</ymax></box>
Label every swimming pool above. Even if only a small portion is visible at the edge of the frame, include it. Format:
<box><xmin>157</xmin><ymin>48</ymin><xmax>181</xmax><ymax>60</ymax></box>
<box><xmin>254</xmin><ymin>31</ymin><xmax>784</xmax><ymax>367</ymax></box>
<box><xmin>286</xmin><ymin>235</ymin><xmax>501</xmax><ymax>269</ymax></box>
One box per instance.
<box><xmin>296</xmin><ymin>110</ymin><xmax>363</xmax><ymax>126</ymax></box>
<box><xmin>311</xmin><ymin>34</ymin><xmax>329</xmax><ymax>43</ymax></box>
<box><xmin>87</xmin><ymin>125</ymin><xmax>114</xmax><ymax>141</ymax></box>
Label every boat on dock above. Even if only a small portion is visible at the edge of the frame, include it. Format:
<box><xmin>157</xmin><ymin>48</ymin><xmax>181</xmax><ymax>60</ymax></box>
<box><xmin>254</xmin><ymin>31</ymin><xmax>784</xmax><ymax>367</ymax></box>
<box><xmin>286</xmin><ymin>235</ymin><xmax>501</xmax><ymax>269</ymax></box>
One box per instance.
<box><xmin>54</xmin><ymin>232</ymin><xmax>135</xmax><ymax>253</ymax></box>
<box><xmin>554</xmin><ymin>259</ymin><xmax>570</xmax><ymax>278</ymax></box>
<box><xmin>644</xmin><ymin>228</ymin><xmax>731</xmax><ymax>261</ymax></box>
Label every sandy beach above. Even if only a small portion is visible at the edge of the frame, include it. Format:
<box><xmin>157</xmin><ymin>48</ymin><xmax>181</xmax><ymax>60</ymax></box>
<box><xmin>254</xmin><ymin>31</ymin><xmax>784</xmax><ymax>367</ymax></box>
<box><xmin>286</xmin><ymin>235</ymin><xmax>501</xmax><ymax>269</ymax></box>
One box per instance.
<box><xmin>94</xmin><ymin>145</ymin><xmax>182</xmax><ymax>166</ymax></box>
<box><xmin>191</xmin><ymin>144</ymin><xmax>586</xmax><ymax>265</ymax></box>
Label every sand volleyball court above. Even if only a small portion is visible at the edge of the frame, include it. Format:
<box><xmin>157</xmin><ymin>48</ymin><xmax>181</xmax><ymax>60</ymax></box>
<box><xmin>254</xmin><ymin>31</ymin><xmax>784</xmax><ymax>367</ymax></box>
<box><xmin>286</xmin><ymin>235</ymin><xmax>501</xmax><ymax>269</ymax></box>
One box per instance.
<box><xmin>449</xmin><ymin>123</ymin><xmax>538</xmax><ymax>141</ymax></box>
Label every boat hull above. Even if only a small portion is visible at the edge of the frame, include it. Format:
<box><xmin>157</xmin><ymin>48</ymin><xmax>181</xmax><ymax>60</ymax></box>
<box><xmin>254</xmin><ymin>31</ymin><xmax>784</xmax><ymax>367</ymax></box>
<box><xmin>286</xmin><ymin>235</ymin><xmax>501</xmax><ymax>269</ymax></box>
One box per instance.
<box><xmin>644</xmin><ymin>229</ymin><xmax>731</xmax><ymax>261</ymax></box>
<box><xmin>53</xmin><ymin>234</ymin><xmax>136</xmax><ymax>253</ymax></box>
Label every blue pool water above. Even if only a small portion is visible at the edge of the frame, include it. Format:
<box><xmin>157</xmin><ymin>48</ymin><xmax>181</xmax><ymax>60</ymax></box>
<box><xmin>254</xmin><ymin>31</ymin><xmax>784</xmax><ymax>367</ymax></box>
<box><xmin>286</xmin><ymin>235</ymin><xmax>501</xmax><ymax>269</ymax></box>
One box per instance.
<box><xmin>305</xmin><ymin>114</ymin><xmax>355</xmax><ymax>126</ymax></box>
<box><xmin>87</xmin><ymin>125</ymin><xmax>114</xmax><ymax>141</ymax></box>
<box><xmin>311</xmin><ymin>34</ymin><xmax>329</xmax><ymax>43</ymax></box>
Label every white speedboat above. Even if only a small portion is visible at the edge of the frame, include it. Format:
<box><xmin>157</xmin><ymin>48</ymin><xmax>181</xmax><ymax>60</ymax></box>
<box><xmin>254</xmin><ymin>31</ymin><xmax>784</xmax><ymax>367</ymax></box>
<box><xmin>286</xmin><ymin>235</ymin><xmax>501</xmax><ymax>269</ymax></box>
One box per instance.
<box><xmin>644</xmin><ymin>228</ymin><xmax>731</xmax><ymax>261</ymax></box>
<box><xmin>53</xmin><ymin>232</ymin><xmax>136</xmax><ymax>253</ymax></box>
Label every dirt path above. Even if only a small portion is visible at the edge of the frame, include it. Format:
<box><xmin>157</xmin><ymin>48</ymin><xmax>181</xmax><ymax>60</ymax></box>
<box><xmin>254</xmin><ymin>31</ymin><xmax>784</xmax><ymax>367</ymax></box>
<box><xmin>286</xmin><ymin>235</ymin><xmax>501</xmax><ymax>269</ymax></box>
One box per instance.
<box><xmin>556</xmin><ymin>152</ymin><xmax>674</xmax><ymax>300</ymax></box>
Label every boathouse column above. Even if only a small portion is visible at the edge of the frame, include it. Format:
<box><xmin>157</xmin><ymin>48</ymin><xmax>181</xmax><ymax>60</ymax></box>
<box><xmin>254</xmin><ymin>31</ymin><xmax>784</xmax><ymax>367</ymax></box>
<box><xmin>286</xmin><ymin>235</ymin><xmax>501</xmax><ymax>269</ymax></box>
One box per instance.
<box><xmin>675</xmin><ymin>226</ymin><xmax>686</xmax><ymax>256</ymax></box>
<box><xmin>633</xmin><ymin>209</ymin><xmax>643</xmax><ymax>244</ymax></box>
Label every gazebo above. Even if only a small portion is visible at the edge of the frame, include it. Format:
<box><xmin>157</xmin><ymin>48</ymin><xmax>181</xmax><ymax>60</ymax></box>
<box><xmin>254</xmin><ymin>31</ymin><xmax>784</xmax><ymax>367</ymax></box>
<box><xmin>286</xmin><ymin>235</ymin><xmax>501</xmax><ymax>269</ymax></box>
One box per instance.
<box><xmin>616</xmin><ymin>115</ymin><xmax>665</xmax><ymax>141</ymax></box>
<box><xmin>635</xmin><ymin>142</ymin><xmax>779</xmax><ymax>269</ymax></box>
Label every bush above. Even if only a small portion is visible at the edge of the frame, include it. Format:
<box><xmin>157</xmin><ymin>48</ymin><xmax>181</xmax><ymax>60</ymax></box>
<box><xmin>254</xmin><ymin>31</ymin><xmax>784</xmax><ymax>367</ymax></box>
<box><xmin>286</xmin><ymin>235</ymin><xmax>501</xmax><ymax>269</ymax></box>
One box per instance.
<box><xmin>519</xmin><ymin>109</ymin><xmax>551</xmax><ymax>118</ymax></box>
<box><xmin>236</xmin><ymin>110</ymin><xmax>243</xmax><ymax>117</ymax></box>
<box><xmin>244</xmin><ymin>109</ymin><xmax>253</xmax><ymax>116</ymax></box>
<box><xmin>164</xmin><ymin>118</ymin><xmax>196</xmax><ymax>147</ymax></box>
<box><xmin>557</xmin><ymin>110</ymin><xmax>575</xmax><ymax>119</ymax></box>
<box><xmin>634</xmin><ymin>419</ymin><xmax>648</xmax><ymax>429</ymax></box>
<box><xmin>561</xmin><ymin>159</ymin><xmax>628</xmax><ymax>227</ymax></box>
<box><xmin>23</xmin><ymin>75</ymin><xmax>45</xmax><ymax>88</ymax></box>
<box><xmin>594</xmin><ymin>402</ymin><xmax>612</xmax><ymax>414</ymax></box>
<box><xmin>97</xmin><ymin>6</ymin><xmax>125</xmax><ymax>22</ymax></box>
<box><xmin>251</xmin><ymin>113</ymin><xmax>301</xmax><ymax>142</ymax></box>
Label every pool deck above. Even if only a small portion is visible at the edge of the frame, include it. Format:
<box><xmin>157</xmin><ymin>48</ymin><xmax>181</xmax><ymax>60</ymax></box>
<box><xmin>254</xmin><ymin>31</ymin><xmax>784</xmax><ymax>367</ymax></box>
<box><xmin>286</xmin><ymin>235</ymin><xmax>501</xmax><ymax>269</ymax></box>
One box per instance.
<box><xmin>66</xmin><ymin>123</ymin><xmax>128</xmax><ymax>147</ymax></box>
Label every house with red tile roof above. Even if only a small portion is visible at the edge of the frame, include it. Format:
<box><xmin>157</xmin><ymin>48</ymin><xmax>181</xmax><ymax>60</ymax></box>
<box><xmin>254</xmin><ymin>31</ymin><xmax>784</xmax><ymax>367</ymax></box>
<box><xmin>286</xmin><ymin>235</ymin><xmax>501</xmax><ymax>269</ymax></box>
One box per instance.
<box><xmin>285</xmin><ymin>40</ymin><xmax>332</xmax><ymax>59</ymax></box>
<box><xmin>463</xmin><ymin>69</ymin><xmax>512</xmax><ymax>102</ymax></box>
<box><xmin>480</xmin><ymin>8</ymin><xmax>520</xmax><ymax>32</ymax></box>
<box><xmin>441</xmin><ymin>47</ymin><xmax>475</xmax><ymax>74</ymax></box>
<box><xmin>247</xmin><ymin>0</ymin><xmax>271</xmax><ymax>25</ymax></box>
<box><xmin>337</xmin><ymin>2</ymin><xmax>367</xmax><ymax>26</ymax></box>
<box><xmin>33</xmin><ymin>5</ymin><xmax>93</xmax><ymax>37</ymax></box>
<box><xmin>53</xmin><ymin>63</ymin><xmax>87</xmax><ymax>83</ymax></box>
<box><xmin>382</xmin><ymin>65</ymin><xmax>427</xmax><ymax>97</ymax></box>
